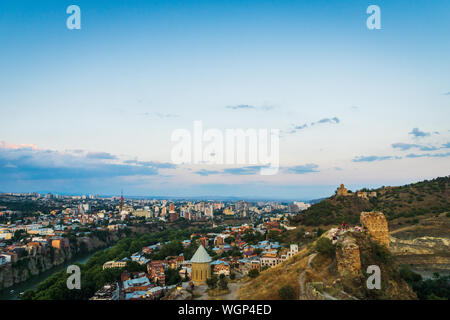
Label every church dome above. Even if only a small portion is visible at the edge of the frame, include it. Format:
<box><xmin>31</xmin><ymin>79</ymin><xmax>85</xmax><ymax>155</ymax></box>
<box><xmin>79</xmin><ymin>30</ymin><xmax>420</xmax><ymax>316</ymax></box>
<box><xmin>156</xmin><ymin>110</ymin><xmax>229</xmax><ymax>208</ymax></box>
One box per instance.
<box><xmin>190</xmin><ymin>245</ymin><xmax>212</xmax><ymax>263</ymax></box>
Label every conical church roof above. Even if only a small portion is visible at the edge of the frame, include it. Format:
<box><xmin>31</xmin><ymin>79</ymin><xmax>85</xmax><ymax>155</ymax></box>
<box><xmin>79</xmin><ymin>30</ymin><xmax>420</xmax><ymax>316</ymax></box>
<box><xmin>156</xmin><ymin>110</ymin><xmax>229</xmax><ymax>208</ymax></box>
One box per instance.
<box><xmin>190</xmin><ymin>245</ymin><xmax>212</xmax><ymax>263</ymax></box>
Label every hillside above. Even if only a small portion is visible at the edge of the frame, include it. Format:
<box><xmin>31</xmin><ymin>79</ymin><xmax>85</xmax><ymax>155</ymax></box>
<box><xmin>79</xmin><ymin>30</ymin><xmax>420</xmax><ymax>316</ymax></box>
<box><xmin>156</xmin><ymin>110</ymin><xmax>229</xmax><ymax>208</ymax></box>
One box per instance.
<box><xmin>239</xmin><ymin>212</ymin><xmax>417</xmax><ymax>300</ymax></box>
<box><xmin>291</xmin><ymin>176</ymin><xmax>450</xmax><ymax>227</ymax></box>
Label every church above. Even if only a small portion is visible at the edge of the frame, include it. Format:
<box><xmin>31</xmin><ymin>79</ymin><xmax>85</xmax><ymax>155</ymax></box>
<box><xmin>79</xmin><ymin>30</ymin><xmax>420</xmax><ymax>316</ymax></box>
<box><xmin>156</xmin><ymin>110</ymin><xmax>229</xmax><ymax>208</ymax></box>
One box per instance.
<box><xmin>190</xmin><ymin>245</ymin><xmax>212</xmax><ymax>285</ymax></box>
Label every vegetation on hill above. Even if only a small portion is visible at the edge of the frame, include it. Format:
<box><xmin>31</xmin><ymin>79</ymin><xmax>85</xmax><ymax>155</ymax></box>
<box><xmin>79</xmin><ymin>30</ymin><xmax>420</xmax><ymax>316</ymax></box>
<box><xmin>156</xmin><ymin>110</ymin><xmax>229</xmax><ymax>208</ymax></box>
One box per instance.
<box><xmin>20</xmin><ymin>226</ymin><xmax>219</xmax><ymax>300</ymax></box>
<box><xmin>239</xmin><ymin>230</ymin><xmax>416</xmax><ymax>300</ymax></box>
<box><xmin>291</xmin><ymin>176</ymin><xmax>450</xmax><ymax>227</ymax></box>
<box><xmin>399</xmin><ymin>266</ymin><xmax>450</xmax><ymax>300</ymax></box>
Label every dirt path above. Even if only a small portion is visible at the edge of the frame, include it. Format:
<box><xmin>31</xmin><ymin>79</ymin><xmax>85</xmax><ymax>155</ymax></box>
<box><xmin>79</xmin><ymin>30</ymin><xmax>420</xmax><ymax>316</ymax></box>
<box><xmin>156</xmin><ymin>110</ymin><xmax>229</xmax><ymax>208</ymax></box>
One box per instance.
<box><xmin>298</xmin><ymin>253</ymin><xmax>317</xmax><ymax>299</ymax></box>
<box><xmin>390</xmin><ymin>225</ymin><xmax>417</xmax><ymax>235</ymax></box>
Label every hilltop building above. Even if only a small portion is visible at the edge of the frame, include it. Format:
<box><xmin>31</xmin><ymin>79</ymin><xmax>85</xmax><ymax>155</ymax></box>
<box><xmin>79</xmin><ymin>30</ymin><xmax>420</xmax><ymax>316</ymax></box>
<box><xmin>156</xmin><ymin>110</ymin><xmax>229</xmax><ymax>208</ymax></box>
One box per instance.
<box><xmin>190</xmin><ymin>245</ymin><xmax>212</xmax><ymax>285</ymax></box>
<box><xmin>336</xmin><ymin>184</ymin><xmax>350</xmax><ymax>196</ymax></box>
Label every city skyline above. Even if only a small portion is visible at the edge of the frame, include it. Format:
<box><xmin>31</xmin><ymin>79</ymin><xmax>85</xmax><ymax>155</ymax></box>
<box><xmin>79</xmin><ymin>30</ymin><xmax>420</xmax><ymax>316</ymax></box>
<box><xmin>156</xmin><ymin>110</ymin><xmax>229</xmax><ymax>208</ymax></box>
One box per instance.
<box><xmin>1</xmin><ymin>0</ymin><xmax>450</xmax><ymax>199</ymax></box>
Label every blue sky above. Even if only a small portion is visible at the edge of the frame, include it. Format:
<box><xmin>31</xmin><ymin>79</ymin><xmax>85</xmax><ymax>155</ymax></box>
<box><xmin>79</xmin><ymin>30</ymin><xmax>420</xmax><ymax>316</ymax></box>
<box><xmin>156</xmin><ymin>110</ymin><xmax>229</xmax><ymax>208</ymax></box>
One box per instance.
<box><xmin>0</xmin><ymin>0</ymin><xmax>449</xmax><ymax>200</ymax></box>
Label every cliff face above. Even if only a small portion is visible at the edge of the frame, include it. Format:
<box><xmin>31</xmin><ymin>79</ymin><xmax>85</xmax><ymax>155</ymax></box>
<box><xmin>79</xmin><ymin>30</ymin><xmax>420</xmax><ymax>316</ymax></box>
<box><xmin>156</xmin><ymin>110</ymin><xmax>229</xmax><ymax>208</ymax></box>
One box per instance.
<box><xmin>390</xmin><ymin>236</ymin><xmax>450</xmax><ymax>272</ymax></box>
<box><xmin>0</xmin><ymin>248</ymin><xmax>71</xmax><ymax>288</ymax></box>
<box><xmin>0</xmin><ymin>234</ymin><xmax>119</xmax><ymax>290</ymax></box>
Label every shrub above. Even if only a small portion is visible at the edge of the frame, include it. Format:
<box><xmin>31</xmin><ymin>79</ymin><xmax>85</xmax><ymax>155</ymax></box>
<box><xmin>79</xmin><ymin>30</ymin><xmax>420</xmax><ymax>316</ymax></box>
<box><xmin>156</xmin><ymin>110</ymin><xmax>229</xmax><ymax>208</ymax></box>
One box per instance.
<box><xmin>278</xmin><ymin>285</ymin><xmax>296</xmax><ymax>300</ymax></box>
<box><xmin>218</xmin><ymin>277</ymin><xmax>228</xmax><ymax>290</ymax></box>
<box><xmin>248</xmin><ymin>269</ymin><xmax>260</xmax><ymax>278</ymax></box>
<box><xmin>315</xmin><ymin>237</ymin><xmax>335</xmax><ymax>257</ymax></box>
<box><xmin>206</xmin><ymin>275</ymin><xmax>218</xmax><ymax>289</ymax></box>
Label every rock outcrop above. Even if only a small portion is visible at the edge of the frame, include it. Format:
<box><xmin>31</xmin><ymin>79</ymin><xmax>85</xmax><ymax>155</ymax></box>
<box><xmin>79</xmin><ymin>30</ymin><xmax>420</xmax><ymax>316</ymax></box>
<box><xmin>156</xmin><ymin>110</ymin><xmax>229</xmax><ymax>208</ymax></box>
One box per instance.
<box><xmin>0</xmin><ymin>234</ymin><xmax>120</xmax><ymax>290</ymax></box>
<box><xmin>390</xmin><ymin>236</ymin><xmax>450</xmax><ymax>272</ymax></box>
<box><xmin>360</xmin><ymin>211</ymin><xmax>390</xmax><ymax>249</ymax></box>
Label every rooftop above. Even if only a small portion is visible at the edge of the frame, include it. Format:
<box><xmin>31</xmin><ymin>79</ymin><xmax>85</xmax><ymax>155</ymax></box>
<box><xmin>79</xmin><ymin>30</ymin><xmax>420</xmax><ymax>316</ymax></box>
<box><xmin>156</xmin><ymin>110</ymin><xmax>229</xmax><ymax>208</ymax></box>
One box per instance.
<box><xmin>190</xmin><ymin>245</ymin><xmax>212</xmax><ymax>263</ymax></box>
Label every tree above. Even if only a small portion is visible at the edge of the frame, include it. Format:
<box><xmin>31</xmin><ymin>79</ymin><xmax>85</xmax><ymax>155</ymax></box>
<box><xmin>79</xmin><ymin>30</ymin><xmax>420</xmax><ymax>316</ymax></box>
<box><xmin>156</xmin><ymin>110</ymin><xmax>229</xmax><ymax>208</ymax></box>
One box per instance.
<box><xmin>248</xmin><ymin>269</ymin><xmax>259</xmax><ymax>278</ymax></box>
<box><xmin>218</xmin><ymin>277</ymin><xmax>228</xmax><ymax>291</ymax></box>
<box><xmin>224</xmin><ymin>236</ymin><xmax>235</xmax><ymax>244</ymax></box>
<box><xmin>13</xmin><ymin>229</ymin><xmax>27</xmax><ymax>241</ymax></box>
<box><xmin>165</xmin><ymin>268</ymin><xmax>182</xmax><ymax>285</ymax></box>
<box><xmin>126</xmin><ymin>261</ymin><xmax>146</xmax><ymax>273</ymax></box>
<box><xmin>315</xmin><ymin>237</ymin><xmax>335</xmax><ymax>257</ymax></box>
<box><xmin>206</xmin><ymin>275</ymin><xmax>218</xmax><ymax>289</ymax></box>
<box><xmin>278</xmin><ymin>285</ymin><xmax>295</xmax><ymax>300</ymax></box>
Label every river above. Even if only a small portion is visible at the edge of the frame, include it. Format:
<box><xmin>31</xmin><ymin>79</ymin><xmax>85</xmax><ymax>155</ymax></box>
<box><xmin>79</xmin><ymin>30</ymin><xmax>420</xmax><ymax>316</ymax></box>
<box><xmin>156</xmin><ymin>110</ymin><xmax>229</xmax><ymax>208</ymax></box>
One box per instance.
<box><xmin>0</xmin><ymin>249</ymin><xmax>102</xmax><ymax>300</ymax></box>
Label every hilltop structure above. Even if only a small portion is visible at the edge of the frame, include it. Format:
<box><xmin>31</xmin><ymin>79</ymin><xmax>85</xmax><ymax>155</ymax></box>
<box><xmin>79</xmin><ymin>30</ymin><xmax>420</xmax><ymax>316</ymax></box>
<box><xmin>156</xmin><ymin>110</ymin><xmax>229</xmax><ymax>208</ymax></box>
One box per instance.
<box><xmin>336</xmin><ymin>184</ymin><xmax>349</xmax><ymax>196</ymax></box>
<box><xmin>191</xmin><ymin>245</ymin><xmax>212</xmax><ymax>285</ymax></box>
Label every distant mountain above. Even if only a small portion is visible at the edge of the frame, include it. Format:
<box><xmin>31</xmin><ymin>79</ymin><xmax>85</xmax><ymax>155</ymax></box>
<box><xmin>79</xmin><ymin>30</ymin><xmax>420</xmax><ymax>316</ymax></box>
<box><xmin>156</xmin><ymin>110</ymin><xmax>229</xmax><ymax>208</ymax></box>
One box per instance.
<box><xmin>291</xmin><ymin>176</ymin><xmax>450</xmax><ymax>227</ymax></box>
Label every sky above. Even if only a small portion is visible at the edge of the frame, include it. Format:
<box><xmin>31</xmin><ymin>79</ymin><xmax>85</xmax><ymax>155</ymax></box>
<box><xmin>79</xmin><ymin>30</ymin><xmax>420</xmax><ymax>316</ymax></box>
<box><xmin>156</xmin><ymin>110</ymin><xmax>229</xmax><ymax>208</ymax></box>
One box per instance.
<box><xmin>0</xmin><ymin>0</ymin><xmax>449</xmax><ymax>200</ymax></box>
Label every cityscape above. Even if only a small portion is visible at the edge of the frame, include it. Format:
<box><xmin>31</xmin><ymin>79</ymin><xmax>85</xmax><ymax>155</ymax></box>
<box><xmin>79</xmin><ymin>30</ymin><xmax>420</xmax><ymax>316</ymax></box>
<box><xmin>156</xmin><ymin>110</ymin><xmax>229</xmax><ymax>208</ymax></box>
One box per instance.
<box><xmin>0</xmin><ymin>0</ymin><xmax>449</xmax><ymax>311</ymax></box>
<box><xmin>0</xmin><ymin>177</ymin><xmax>449</xmax><ymax>301</ymax></box>
<box><xmin>0</xmin><ymin>190</ymin><xmax>313</xmax><ymax>300</ymax></box>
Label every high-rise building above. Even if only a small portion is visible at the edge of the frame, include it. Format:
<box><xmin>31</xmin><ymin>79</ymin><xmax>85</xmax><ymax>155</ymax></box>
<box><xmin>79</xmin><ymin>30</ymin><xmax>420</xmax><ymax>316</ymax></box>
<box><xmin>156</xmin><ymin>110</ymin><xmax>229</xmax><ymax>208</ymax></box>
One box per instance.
<box><xmin>170</xmin><ymin>211</ymin><xmax>178</xmax><ymax>222</ymax></box>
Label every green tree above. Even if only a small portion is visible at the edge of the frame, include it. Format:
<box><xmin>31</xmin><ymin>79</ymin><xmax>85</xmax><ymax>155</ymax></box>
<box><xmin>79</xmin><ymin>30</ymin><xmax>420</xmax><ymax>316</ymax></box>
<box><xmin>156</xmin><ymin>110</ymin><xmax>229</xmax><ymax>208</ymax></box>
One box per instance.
<box><xmin>165</xmin><ymin>268</ymin><xmax>182</xmax><ymax>285</ymax></box>
<box><xmin>278</xmin><ymin>285</ymin><xmax>295</xmax><ymax>300</ymax></box>
<box><xmin>218</xmin><ymin>276</ymin><xmax>228</xmax><ymax>291</ymax></box>
<box><xmin>315</xmin><ymin>237</ymin><xmax>335</xmax><ymax>257</ymax></box>
<box><xmin>248</xmin><ymin>269</ymin><xmax>259</xmax><ymax>278</ymax></box>
<box><xmin>206</xmin><ymin>275</ymin><xmax>218</xmax><ymax>289</ymax></box>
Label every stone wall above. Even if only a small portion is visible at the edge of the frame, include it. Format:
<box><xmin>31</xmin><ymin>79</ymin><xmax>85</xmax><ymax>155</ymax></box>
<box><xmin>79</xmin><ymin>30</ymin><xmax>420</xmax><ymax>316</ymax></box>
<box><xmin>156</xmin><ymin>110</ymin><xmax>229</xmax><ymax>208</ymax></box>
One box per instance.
<box><xmin>336</xmin><ymin>237</ymin><xmax>361</xmax><ymax>276</ymax></box>
<box><xmin>360</xmin><ymin>211</ymin><xmax>390</xmax><ymax>249</ymax></box>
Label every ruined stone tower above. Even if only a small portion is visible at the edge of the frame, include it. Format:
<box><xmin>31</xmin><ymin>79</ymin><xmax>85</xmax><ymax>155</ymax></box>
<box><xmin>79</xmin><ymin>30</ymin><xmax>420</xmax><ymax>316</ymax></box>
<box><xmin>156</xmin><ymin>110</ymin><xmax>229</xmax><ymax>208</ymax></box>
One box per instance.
<box><xmin>336</xmin><ymin>237</ymin><xmax>362</xmax><ymax>276</ymax></box>
<box><xmin>360</xmin><ymin>211</ymin><xmax>390</xmax><ymax>249</ymax></box>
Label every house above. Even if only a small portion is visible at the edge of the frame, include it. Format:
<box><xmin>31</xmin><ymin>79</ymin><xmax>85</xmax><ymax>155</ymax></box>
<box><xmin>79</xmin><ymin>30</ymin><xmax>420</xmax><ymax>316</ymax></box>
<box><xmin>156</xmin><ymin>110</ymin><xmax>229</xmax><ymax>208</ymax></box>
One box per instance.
<box><xmin>147</xmin><ymin>261</ymin><xmax>166</xmax><ymax>285</ymax></box>
<box><xmin>51</xmin><ymin>237</ymin><xmax>69</xmax><ymax>249</ymax></box>
<box><xmin>122</xmin><ymin>273</ymin><xmax>152</xmax><ymax>294</ymax></box>
<box><xmin>131</xmin><ymin>253</ymin><xmax>150</xmax><ymax>265</ymax></box>
<box><xmin>26</xmin><ymin>242</ymin><xmax>42</xmax><ymax>256</ymax></box>
<box><xmin>260</xmin><ymin>252</ymin><xmax>280</xmax><ymax>268</ymax></box>
<box><xmin>179</xmin><ymin>266</ymin><xmax>191</xmax><ymax>279</ymax></box>
<box><xmin>214</xmin><ymin>236</ymin><xmax>225</xmax><ymax>246</ymax></box>
<box><xmin>90</xmin><ymin>282</ymin><xmax>120</xmax><ymax>300</ymax></box>
<box><xmin>238</xmin><ymin>257</ymin><xmax>260</xmax><ymax>274</ymax></box>
<box><xmin>0</xmin><ymin>254</ymin><xmax>11</xmax><ymax>265</ymax></box>
<box><xmin>182</xmin><ymin>240</ymin><xmax>191</xmax><ymax>247</ymax></box>
<box><xmin>0</xmin><ymin>252</ymin><xmax>15</xmax><ymax>264</ymax></box>
<box><xmin>103</xmin><ymin>260</ymin><xmax>127</xmax><ymax>270</ymax></box>
<box><xmin>166</xmin><ymin>255</ymin><xmax>184</xmax><ymax>269</ymax></box>
<box><xmin>211</xmin><ymin>260</ymin><xmax>231</xmax><ymax>276</ymax></box>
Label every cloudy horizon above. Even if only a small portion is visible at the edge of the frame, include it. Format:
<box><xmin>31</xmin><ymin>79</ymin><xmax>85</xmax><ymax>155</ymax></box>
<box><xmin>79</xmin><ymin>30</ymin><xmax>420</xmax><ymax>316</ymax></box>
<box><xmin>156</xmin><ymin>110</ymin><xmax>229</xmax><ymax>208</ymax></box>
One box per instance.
<box><xmin>1</xmin><ymin>0</ymin><xmax>449</xmax><ymax>199</ymax></box>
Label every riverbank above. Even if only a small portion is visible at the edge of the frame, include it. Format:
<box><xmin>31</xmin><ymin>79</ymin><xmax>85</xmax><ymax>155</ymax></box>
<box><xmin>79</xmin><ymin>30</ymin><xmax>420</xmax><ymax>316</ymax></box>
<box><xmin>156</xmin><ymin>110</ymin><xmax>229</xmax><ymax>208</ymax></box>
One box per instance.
<box><xmin>0</xmin><ymin>248</ymin><xmax>101</xmax><ymax>300</ymax></box>
<box><xmin>0</xmin><ymin>230</ymin><xmax>125</xmax><ymax>293</ymax></box>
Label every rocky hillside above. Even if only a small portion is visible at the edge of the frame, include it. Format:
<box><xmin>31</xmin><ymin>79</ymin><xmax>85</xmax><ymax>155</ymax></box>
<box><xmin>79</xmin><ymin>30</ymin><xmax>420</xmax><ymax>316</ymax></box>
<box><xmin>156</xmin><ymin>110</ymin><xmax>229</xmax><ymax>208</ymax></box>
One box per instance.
<box><xmin>291</xmin><ymin>176</ymin><xmax>450</xmax><ymax>227</ymax></box>
<box><xmin>0</xmin><ymin>233</ymin><xmax>121</xmax><ymax>290</ymax></box>
<box><xmin>389</xmin><ymin>212</ymin><xmax>450</xmax><ymax>273</ymax></box>
<box><xmin>239</xmin><ymin>212</ymin><xmax>417</xmax><ymax>300</ymax></box>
